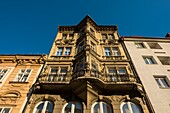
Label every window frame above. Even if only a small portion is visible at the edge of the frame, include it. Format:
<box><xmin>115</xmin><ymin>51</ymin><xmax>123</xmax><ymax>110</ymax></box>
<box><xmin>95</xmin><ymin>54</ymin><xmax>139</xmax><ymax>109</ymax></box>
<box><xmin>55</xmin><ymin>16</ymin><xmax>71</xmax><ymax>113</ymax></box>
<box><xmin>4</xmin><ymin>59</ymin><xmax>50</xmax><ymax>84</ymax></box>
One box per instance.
<box><xmin>154</xmin><ymin>76</ymin><xmax>170</xmax><ymax>88</ymax></box>
<box><xmin>62</xmin><ymin>101</ymin><xmax>83</xmax><ymax>113</ymax></box>
<box><xmin>0</xmin><ymin>68</ymin><xmax>9</xmax><ymax>82</ymax></box>
<box><xmin>0</xmin><ymin>107</ymin><xmax>12</xmax><ymax>113</ymax></box>
<box><xmin>91</xmin><ymin>101</ymin><xmax>113</xmax><ymax>113</ymax></box>
<box><xmin>33</xmin><ymin>101</ymin><xmax>54</xmax><ymax>113</ymax></box>
<box><xmin>143</xmin><ymin>56</ymin><xmax>157</xmax><ymax>64</ymax></box>
<box><xmin>13</xmin><ymin>68</ymin><xmax>32</xmax><ymax>82</ymax></box>
<box><xmin>134</xmin><ymin>42</ymin><xmax>146</xmax><ymax>48</ymax></box>
<box><xmin>120</xmin><ymin>101</ymin><xmax>142</xmax><ymax>113</ymax></box>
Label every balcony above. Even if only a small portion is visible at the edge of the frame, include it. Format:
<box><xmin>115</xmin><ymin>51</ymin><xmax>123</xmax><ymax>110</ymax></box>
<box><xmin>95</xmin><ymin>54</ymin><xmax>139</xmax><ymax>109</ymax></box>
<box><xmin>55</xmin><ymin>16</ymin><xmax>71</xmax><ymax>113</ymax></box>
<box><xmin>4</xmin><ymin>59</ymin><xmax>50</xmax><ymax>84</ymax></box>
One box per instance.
<box><xmin>102</xmin><ymin>55</ymin><xmax>124</xmax><ymax>60</ymax></box>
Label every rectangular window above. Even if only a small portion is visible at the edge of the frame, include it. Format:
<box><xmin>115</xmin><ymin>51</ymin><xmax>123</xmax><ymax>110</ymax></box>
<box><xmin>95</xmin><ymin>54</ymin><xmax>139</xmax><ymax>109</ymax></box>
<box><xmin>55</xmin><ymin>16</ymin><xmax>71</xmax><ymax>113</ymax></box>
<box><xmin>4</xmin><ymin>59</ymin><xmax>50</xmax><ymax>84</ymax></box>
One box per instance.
<box><xmin>112</xmin><ymin>47</ymin><xmax>121</xmax><ymax>56</ymax></box>
<box><xmin>135</xmin><ymin>42</ymin><xmax>145</xmax><ymax>48</ymax></box>
<box><xmin>62</xmin><ymin>34</ymin><xmax>67</xmax><ymax>40</ymax></box>
<box><xmin>56</xmin><ymin>47</ymin><xmax>63</xmax><ymax>56</ymax></box>
<box><xmin>108</xmin><ymin>34</ymin><xmax>114</xmax><ymax>39</ymax></box>
<box><xmin>14</xmin><ymin>69</ymin><xmax>32</xmax><ymax>82</ymax></box>
<box><xmin>108</xmin><ymin>68</ymin><xmax>116</xmax><ymax>75</ymax></box>
<box><xmin>148</xmin><ymin>43</ymin><xmax>162</xmax><ymax>49</ymax></box>
<box><xmin>143</xmin><ymin>56</ymin><xmax>156</xmax><ymax>64</ymax></box>
<box><xmin>91</xmin><ymin>42</ymin><xmax>96</xmax><ymax>51</ymax></box>
<box><xmin>60</xmin><ymin>67</ymin><xmax>67</xmax><ymax>74</ymax></box>
<box><xmin>64</xmin><ymin>47</ymin><xmax>71</xmax><ymax>55</ymax></box>
<box><xmin>157</xmin><ymin>56</ymin><xmax>170</xmax><ymax>65</ymax></box>
<box><xmin>0</xmin><ymin>68</ymin><xmax>9</xmax><ymax>82</ymax></box>
<box><xmin>154</xmin><ymin>76</ymin><xmax>170</xmax><ymax>88</ymax></box>
<box><xmin>0</xmin><ymin>107</ymin><xmax>12</xmax><ymax>113</ymax></box>
<box><xmin>117</xmin><ymin>68</ymin><xmax>126</xmax><ymax>75</ymax></box>
<box><xmin>104</xmin><ymin>48</ymin><xmax>111</xmax><ymax>56</ymax></box>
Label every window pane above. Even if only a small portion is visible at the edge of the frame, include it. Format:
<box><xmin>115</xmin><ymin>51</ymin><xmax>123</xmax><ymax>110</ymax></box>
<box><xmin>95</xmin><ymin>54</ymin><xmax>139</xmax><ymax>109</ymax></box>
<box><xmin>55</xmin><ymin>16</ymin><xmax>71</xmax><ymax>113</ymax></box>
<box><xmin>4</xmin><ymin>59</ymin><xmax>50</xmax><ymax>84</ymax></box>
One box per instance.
<box><xmin>102</xmin><ymin>103</ymin><xmax>112</xmax><ymax>113</ymax></box>
<box><xmin>105</xmin><ymin>48</ymin><xmax>111</xmax><ymax>56</ymax></box>
<box><xmin>36</xmin><ymin>102</ymin><xmax>44</xmax><ymax>113</ymax></box>
<box><xmin>160</xmin><ymin>78</ymin><xmax>169</xmax><ymax>88</ymax></box>
<box><xmin>93</xmin><ymin>103</ymin><xmax>100</xmax><ymax>113</ymax></box>
<box><xmin>122</xmin><ymin>103</ymin><xmax>129</xmax><ymax>113</ymax></box>
<box><xmin>118</xmin><ymin>68</ymin><xmax>126</xmax><ymax>75</ymax></box>
<box><xmin>60</xmin><ymin>67</ymin><xmax>67</xmax><ymax>74</ymax></box>
<box><xmin>46</xmin><ymin>102</ymin><xmax>54</xmax><ymax>113</ymax></box>
<box><xmin>64</xmin><ymin>47</ymin><xmax>71</xmax><ymax>55</ymax></box>
<box><xmin>3</xmin><ymin>108</ymin><xmax>11</xmax><ymax>113</ymax></box>
<box><xmin>50</xmin><ymin>68</ymin><xmax>58</xmax><ymax>74</ymax></box>
<box><xmin>131</xmin><ymin>102</ymin><xmax>141</xmax><ymax>113</ymax></box>
<box><xmin>155</xmin><ymin>79</ymin><xmax>162</xmax><ymax>87</ymax></box>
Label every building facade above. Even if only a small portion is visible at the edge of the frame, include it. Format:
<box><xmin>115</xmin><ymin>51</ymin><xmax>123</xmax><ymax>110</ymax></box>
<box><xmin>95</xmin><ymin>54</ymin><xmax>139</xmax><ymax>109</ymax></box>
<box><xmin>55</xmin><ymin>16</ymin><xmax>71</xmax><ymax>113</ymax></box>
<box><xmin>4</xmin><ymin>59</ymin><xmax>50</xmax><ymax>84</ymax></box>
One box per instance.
<box><xmin>0</xmin><ymin>55</ymin><xmax>46</xmax><ymax>113</ymax></box>
<box><xmin>122</xmin><ymin>35</ymin><xmax>170</xmax><ymax>113</ymax></box>
<box><xmin>24</xmin><ymin>16</ymin><xmax>151</xmax><ymax>113</ymax></box>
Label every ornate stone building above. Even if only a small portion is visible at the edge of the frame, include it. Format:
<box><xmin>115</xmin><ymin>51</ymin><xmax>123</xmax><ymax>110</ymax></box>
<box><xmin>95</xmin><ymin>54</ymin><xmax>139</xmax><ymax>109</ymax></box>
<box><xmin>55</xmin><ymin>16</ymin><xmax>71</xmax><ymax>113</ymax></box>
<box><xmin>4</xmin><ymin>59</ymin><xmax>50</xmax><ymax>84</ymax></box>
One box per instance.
<box><xmin>0</xmin><ymin>55</ymin><xmax>46</xmax><ymax>113</ymax></box>
<box><xmin>24</xmin><ymin>16</ymin><xmax>152</xmax><ymax>113</ymax></box>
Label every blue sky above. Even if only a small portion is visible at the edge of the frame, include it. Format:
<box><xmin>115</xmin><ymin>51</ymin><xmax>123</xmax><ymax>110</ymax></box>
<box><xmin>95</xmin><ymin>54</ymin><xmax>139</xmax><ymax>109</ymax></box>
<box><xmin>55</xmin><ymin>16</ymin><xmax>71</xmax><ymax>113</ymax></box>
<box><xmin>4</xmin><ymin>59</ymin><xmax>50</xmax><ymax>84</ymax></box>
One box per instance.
<box><xmin>0</xmin><ymin>0</ymin><xmax>170</xmax><ymax>54</ymax></box>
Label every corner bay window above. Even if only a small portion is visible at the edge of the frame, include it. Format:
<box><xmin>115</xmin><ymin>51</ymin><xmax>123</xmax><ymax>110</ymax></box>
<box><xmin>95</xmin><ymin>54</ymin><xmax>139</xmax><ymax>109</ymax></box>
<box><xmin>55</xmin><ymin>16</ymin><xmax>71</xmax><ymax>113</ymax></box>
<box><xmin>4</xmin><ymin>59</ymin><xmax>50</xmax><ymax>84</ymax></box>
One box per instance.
<box><xmin>104</xmin><ymin>47</ymin><xmax>120</xmax><ymax>56</ymax></box>
<box><xmin>14</xmin><ymin>69</ymin><xmax>32</xmax><ymax>82</ymax></box>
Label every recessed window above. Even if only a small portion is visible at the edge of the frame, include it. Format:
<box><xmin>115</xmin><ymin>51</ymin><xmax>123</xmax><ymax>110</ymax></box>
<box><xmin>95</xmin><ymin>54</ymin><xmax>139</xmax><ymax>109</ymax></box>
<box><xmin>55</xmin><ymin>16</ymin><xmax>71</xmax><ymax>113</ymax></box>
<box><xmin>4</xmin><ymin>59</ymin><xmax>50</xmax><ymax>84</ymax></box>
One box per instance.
<box><xmin>0</xmin><ymin>68</ymin><xmax>9</xmax><ymax>82</ymax></box>
<box><xmin>91</xmin><ymin>41</ymin><xmax>96</xmax><ymax>51</ymax></box>
<box><xmin>143</xmin><ymin>56</ymin><xmax>156</xmax><ymax>64</ymax></box>
<box><xmin>0</xmin><ymin>107</ymin><xmax>12</xmax><ymax>113</ymax></box>
<box><xmin>62</xmin><ymin>34</ymin><xmax>67</xmax><ymax>40</ymax></box>
<box><xmin>104</xmin><ymin>47</ymin><xmax>121</xmax><ymax>56</ymax></box>
<box><xmin>92</xmin><ymin>102</ymin><xmax>113</xmax><ymax>113</ymax></box>
<box><xmin>33</xmin><ymin>101</ymin><xmax>54</xmax><ymax>113</ymax></box>
<box><xmin>157</xmin><ymin>56</ymin><xmax>170</xmax><ymax>65</ymax></box>
<box><xmin>64</xmin><ymin>47</ymin><xmax>71</xmax><ymax>55</ymax></box>
<box><xmin>147</xmin><ymin>43</ymin><xmax>162</xmax><ymax>49</ymax></box>
<box><xmin>47</xmin><ymin>67</ymin><xmax>67</xmax><ymax>82</ymax></box>
<box><xmin>135</xmin><ymin>42</ymin><xmax>145</xmax><ymax>48</ymax></box>
<box><xmin>154</xmin><ymin>76</ymin><xmax>170</xmax><ymax>88</ymax></box>
<box><xmin>56</xmin><ymin>47</ymin><xmax>63</xmax><ymax>56</ymax></box>
<box><xmin>62</xmin><ymin>102</ymin><xmax>82</xmax><ymax>113</ymax></box>
<box><xmin>13</xmin><ymin>69</ymin><xmax>32</xmax><ymax>82</ymax></box>
<box><xmin>121</xmin><ymin>102</ymin><xmax>142</xmax><ymax>113</ymax></box>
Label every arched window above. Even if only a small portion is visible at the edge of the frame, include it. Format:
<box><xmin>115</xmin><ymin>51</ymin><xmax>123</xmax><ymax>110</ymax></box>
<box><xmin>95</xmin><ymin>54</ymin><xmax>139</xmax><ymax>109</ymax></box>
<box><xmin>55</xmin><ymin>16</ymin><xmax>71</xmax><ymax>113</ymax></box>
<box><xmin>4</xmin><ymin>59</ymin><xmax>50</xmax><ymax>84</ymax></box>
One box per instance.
<box><xmin>121</xmin><ymin>102</ymin><xmax>142</xmax><ymax>113</ymax></box>
<box><xmin>62</xmin><ymin>101</ymin><xmax>82</xmax><ymax>113</ymax></box>
<box><xmin>92</xmin><ymin>102</ymin><xmax>112</xmax><ymax>113</ymax></box>
<box><xmin>33</xmin><ymin>101</ymin><xmax>54</xmax><ymax>113</ymax></box>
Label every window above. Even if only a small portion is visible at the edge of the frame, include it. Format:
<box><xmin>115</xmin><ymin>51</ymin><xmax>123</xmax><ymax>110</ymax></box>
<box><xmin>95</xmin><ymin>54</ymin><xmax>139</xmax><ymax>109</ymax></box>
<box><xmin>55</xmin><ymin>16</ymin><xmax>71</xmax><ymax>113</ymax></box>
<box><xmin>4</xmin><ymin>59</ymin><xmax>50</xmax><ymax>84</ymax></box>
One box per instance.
<box><xmin>78</xmin><ymin>42</ymin><xmax>85</xmax><ymax>53</ymax></box>
<box><xmin>14</xmin><ymin>69</ymin><xmax>32</xmax><ymax>82</ymax></box>
<box><xmin>143</xmin><ymin>56</ymin><xmax>156</xmax><ymax>64</ymax></box>
<box><xmin>147</xmin><ymin>43</ymin><xmax>162</xmax><ymax>49</ymax></box>
<box><xmin>102</xmin><ymin>34</ymin><xmax>107</xmax><ymax>40</ymax></box>
<box><xmin>108</xmin><ymin>68</ymin><xmax>117</xmax><ymax>81</ymax></box>
<box><xmin>62</xmin><ymin>102</ymin><xmax>82</xmax><ymax>113</ymax></box>
<box><xmin>0</xmin><ymin>68</ymin><xmax>9</xmax><ymax>82</ymax></box>
<box><xmin>47</xmin><ymin>67</ymin><xmax>67</xmax><ymax>82</ymax></box>
<box><xmin>33</xmin><ymin>101</ymin><xmax>54</xmax><ymax>113</ymax></box>
<box><xmin>104</xmin><ymin>47</ymin><xmax>121</xmax><ymax>56</ymax></box>
<box><xmin>112</xmin><ymin>47</ymin><xmax>121</xmax><ymax>56</ymax></box>
<box><xmin>135</xmin><ymin>42</ymin><xmax>145</xmax><ymax>48</ymax></box>
<box><xmin>92</xmin><ymin>102</ymin><xmax>112</xmax><ymax>113</ymax></box>
<box><xmin>91</xmin><ymin>42</ymin><xmax>96</xmax><ymax>51</ymax></box>
<box><xmin>121</xmin><ymin>102</ymin><xmax>142</xmax><ymax>113</ymax></box>
<box><xmin>64</xmin><ymin>47</ymin><xmax>71</xmax><ymax>55</ymax></box>
<box><xmin>56</xmin><ymin>47</ymin><xmax>63</xmax><ymax>56</ymax></box>
<box><xmin>157</xmin><ymin>56</ymin><xmax>170</xmax><ymax>65</ymax></box>
<box><xmin>0</xmin><ymin>107</ymin><xmax>12</xmax><ymax>113</ymax></box>
<box><xmin>154</xmin><ymin>76</ymin><xmax>170</xmax><ymax>88</ymax></box>
<box><xmin>104</xmin><ymin>48</ymin><xmax>111</xmax><ymax>56</ymax></box>
<box><xmin>117</xmin><ymin>68</ymin><xmax>126</xmax><ymax>75</ymax></box>
<box><xmin>62</xmin><ymin>34</ymin><xmax>67</xmax><ymax>40</ymax></box>
<box><xmin>108</xmin><ymin>34</ymin><xmax>114</xmax><ymax>39</ymax></box>
<box><xmin>69</xmin><ymin>34</ymin><xmax>74</xmax><ymax>39</ymax></box>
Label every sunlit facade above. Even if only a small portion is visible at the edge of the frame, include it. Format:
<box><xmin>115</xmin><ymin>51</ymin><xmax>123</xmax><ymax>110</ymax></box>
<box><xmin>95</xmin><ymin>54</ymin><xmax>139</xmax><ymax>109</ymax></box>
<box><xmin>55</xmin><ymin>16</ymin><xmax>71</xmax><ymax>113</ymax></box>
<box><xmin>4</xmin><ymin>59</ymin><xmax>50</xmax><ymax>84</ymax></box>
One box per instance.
<box><xmin>24</xmin><ymin>16</ymin><xmax>152</xmax><ymax>113</ymax></box>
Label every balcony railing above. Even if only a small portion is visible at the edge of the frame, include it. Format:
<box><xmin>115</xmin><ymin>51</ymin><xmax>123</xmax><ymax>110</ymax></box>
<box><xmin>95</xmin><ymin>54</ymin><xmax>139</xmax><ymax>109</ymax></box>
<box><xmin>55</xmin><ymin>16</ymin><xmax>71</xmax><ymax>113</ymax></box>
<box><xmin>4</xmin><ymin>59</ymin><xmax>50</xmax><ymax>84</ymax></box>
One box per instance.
<box><xmin>102</xmin><ymin>55</ymin><xmax>124</xmax><ymax>60</ymax></box>
<box><xmin>72</xmin><ymin>69</ymin><xmax>136</xmax><ymax>82</ymax></box>
<box><xmin>38</xmin><ymin>70</ymin><xmax>136</xmax><ymax>83</ymax></box>
<box><xmin>39</xmin><ymin>73</ymin><xmax>71</xmax><ymax>83</ymax></box>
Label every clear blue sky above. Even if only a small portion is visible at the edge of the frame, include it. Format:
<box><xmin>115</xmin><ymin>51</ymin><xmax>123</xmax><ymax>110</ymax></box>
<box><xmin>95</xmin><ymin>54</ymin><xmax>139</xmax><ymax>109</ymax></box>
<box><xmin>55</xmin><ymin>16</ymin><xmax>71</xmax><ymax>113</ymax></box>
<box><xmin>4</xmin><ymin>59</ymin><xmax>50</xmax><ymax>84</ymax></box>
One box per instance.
<box><xmin>0</xmin><ymin>0</ymin><xmax>170</xmax><ymax>54</ymax></box>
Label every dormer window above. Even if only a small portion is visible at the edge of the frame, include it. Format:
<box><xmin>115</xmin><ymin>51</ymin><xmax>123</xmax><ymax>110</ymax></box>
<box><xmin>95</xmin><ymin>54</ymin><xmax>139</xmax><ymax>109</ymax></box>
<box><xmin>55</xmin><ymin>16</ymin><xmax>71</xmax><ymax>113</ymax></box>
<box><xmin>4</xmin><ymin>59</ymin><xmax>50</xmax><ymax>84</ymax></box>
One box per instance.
<box><xmin>56</xmin><ymin>47</ymin><xmax>63</xmax><ymax>56</ymax></box>
<box><xmin>64</xmin><ymin>47</ymin><xmax>71</xmax><ymax>55</ymax></box>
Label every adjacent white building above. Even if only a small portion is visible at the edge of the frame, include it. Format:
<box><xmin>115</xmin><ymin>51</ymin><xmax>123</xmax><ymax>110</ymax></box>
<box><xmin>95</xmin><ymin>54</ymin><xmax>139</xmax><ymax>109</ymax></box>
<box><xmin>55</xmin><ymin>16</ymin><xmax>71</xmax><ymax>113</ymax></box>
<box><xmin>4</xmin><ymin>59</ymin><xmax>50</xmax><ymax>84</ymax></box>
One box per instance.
<box><xmin>122</xmin><ymin>35</ymin><xmax>170</xmax><ymax>113</ymax></box>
